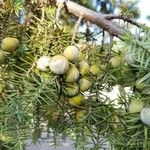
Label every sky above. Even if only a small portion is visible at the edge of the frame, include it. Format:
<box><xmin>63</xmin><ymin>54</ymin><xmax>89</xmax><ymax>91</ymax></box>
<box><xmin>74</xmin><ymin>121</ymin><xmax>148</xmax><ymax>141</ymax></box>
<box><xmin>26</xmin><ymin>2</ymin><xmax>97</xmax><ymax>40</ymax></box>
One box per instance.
<box><xmin>137</xmin><ymin>0</ymin><xmax>150</xmax><ymax>26</ymax></box>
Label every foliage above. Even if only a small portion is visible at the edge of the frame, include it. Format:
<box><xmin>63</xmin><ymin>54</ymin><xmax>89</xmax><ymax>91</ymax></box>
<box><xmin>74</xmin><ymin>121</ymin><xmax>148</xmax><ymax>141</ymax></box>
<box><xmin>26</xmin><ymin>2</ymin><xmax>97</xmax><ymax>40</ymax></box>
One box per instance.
<box><xmin>0</xmin><ymin>0</ymin><xmax>150</xmax><ymax>150</ymax></box>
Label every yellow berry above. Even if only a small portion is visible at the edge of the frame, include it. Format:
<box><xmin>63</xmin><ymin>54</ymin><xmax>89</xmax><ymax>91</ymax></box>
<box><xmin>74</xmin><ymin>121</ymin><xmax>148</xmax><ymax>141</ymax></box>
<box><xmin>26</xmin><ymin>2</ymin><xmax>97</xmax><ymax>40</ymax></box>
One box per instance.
<box><xmin>64</xmin><ymin>65</ymin><xmax>79</xmax><ymax>82</ymax></box>
<box><xmin>64</xmin><ymin>82</ymin><xmax>79</xmax><ymax>97</ymax></box>
<box><xmin>79</xmin><ymin>78</ymin><xmax>92</xmax><ymax>92</ymax></box>
<box><xmin>129</xmin><ymin>99</ymin><xmax>144</xmax><ymax>113</ymax></box>
<box><xmin>110</xmin><ymin>56</ymin><xmax>122</xmax><ymax>68</ymax></box>
<box><xmin>78</xmin><ymin>61</ymin><xmax>90</xmax><ymax>75</ymax></box>
<box><xmin>63</xmin><ymin>46</ymin><xmax>79</xmax><ymax>62</ymax></box>
<box><xmin>1</xmin><ymin>37</ymin><xmax>19</xmax><ymax>52</ymax></box>
<box><xmin>90</xmin><ymin>65</ymin><xmax>101</xmax><ymax>76</ymax></box>
<box><xmin>69</xmin><ymin>94</ymin><xmax>85</xmax><ymax>106</ymax></box>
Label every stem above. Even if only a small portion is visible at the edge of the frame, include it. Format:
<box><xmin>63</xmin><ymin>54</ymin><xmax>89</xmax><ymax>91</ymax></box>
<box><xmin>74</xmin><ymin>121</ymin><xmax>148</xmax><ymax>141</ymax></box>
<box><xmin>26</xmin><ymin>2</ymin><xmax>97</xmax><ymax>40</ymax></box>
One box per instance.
<box><xmin>71</xmin><ymin>16</ymin><xmax>82</xmax><ymax>44</ymax></box>
<box><xmin>102</xmin><ymin>30</ymin><xmax>105</xmax><ymax>45</ymax></box>
<box><xmin>41</xmin><ymin>5</ymin><xmax>45</xmax><ymax>22</ymax></box>
<box><xmin>143</xmin><ymin>125</ymin><xmax>148</xmax><ymax>150</ymax></box>
<box><xmin>55</xmin><ymin>1</ymin><xmax>64</xmax><ymax>23</ymax></box>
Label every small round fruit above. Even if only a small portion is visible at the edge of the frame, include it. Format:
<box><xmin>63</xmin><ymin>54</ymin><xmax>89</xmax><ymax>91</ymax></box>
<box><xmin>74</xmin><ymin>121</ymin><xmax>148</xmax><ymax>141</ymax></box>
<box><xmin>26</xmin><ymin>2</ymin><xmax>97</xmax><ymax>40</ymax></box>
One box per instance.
<box><xmin>140</xmin><ymin>107</ymin><xmax>150</xmax><ymax>126</ymax></box>
<box><xmin>69</xmin><ymin>94</ymin><xmax>85</xmax><ymax>106</ymax></box>
<box><xmin>63</xmin><ymin>46</ymin><xmax>79</xmax><ymax>62</ymax></box>
<box><xmin>78</xmin><ymin>61</ymin><xmax>90</xmax><ymax>75</ymax></box>
<box><xmin>0</xmin><ymin>51</ymin><xmax>5</xmax><ymax>63</ymax></box>
<box><xmin>1</xmin><ymin>37</ymin><xmax>19</xmax><ymax>52</ymax></box>
<box><xmin>64</xmin><ymin>65</ymin><xmax>79</xmax><ymax>82</ymax></box>
<box><xmin>129</xmin><ymin>99</ymin><xmax>144</xmax><ymax>113</ymax></box>
<box><xmin>76</xmin><ymin>110</ymin><xmax>86</xmax><ymax>122</ymax></box>
<box><xmin>110</xmin><ymin>56</ymin><xmax>122</xmax><ymax>68</ymax></box>
<box><xmin>79</xmin><ymin>78</ymin><xmax>92</xmax><ymax>92</ymax></box>
<box><xmin>64</xmin><ymin>82</ymin><xmax>79</xmax><ymax>97</ymax></box>
<box><xmin>36</xmin><ymin>56</ymin><xmax>51</xmax><ymax>71</ymax></box>
<box><xmin>90</xmin><ymin>65</ymin><xmax>101</xmax><ymax>76</ymax></box>
<box><xmin>49</xmin><ymin>55</ymin><xmax>69</xmax><ymax>75</ymax></box>
<box><xmin>135</xmin><ymin>78</ymin><xmax>145</xmax><ymax>91</ymax></box>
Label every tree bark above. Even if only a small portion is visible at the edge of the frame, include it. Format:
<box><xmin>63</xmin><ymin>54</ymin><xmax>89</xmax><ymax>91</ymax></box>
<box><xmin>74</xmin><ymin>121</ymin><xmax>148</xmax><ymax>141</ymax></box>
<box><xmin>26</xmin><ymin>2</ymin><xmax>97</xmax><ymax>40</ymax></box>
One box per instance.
<box><xmin>38</xmin><ymin>0</ymin><xmax>140</xmax><ymax>38</ymax></box>
<box><xmin>52</xmin><ymin>0</ymin><xmax>126</xmax><ymax>38</ymax></box>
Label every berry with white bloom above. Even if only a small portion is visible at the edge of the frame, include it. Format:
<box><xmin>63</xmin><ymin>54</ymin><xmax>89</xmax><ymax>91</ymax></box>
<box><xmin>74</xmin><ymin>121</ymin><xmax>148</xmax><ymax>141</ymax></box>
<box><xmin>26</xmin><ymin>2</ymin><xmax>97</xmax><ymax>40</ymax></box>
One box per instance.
<box><xmin>37</xmin><ymin>56</ymin><xmax>51</xmax><ymax>71</ymax></box>
<box><xmin>140</xmin><ymin>107</ymin><xmax>150</xmax><ymax>126</ymax></box>
<box><xmin>49</xmin><ymin>55</ymin><xmax>69</xmax><ymax>74</ymax></box>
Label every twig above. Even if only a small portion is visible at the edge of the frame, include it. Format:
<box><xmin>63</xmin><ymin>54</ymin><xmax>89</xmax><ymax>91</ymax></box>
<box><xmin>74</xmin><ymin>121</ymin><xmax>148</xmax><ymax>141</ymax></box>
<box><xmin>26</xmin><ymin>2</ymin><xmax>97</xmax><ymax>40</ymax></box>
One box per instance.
<box><xmin>55</xmin><ymin>0</ymin><xmax>65</xmax><ymax>23</ymax></box>
<box><xmin>102</xmin><ymin>29</ymin><xmax>105</xmax><ymax>45</ymax></box>
<box><xmin>41</xmin><ymin>5</ymin><xmax>45</xmax><ymax>22</ymax></box>
<box><xmin>26</xmin><ymin>62</ymin><xmax>36</xmax><ymax>77</ymax></box>
<box><xmin>71</xmin><ymin>16</ymin><xmax>82</xmax><ymax>44</ymax></box>
<box><xmin>104</xmin><ymin>14</ymin><xmax>140</xmax><ymax>28</ymax></box>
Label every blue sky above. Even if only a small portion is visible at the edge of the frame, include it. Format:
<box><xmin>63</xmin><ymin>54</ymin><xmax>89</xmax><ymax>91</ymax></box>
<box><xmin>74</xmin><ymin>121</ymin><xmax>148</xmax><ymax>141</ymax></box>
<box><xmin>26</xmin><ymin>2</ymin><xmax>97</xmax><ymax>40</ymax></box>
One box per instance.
<box><xmin>138</xmin><ymin>0</ymin><xmax>150</xmax><ymax>26</ymax></box>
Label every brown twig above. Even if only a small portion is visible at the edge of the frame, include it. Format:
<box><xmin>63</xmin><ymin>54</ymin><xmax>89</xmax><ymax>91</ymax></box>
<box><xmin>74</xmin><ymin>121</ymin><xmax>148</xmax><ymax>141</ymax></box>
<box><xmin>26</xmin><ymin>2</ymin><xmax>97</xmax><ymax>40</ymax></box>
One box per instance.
<box><xmin>104</xmin><ymin>14</ymin><xmax>140</xmax><ymax>28</ymax></box>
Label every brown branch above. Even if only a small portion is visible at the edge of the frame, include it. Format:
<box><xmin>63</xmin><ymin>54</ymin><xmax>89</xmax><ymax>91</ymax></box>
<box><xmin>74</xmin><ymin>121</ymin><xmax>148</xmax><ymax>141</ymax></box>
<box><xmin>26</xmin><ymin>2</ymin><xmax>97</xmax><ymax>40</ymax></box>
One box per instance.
<box><xmin>46</xmin><ymin>0</ymin><xmax>141</xmax><ymax>39</ymax></box>
<box><xmin>104</xmin><ymin>14</ymin><xmax>140</xmax><ymax>27</ymax></box>
<box><xmin>53</xmin><ymin>0</ymin><xmax>124</xmax><ymax>38</ymax></box>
